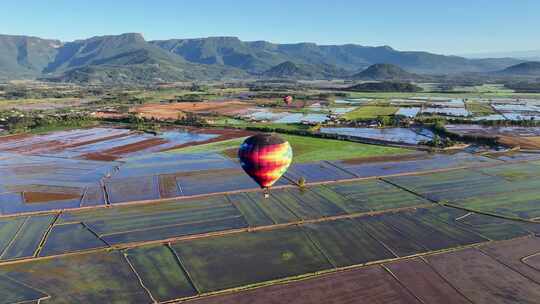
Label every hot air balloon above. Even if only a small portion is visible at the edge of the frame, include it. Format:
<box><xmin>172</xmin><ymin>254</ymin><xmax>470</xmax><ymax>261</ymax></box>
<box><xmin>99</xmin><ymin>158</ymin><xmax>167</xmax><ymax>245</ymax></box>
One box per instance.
<box><xmin>238</xmin><ymin>134</ymin><xmax>293</xmax><ymax>198</ymax></box>
<box><xmin>283</xmin><ymin>95</ymin><xmax>293</xmax><ymax>105</ymax></box>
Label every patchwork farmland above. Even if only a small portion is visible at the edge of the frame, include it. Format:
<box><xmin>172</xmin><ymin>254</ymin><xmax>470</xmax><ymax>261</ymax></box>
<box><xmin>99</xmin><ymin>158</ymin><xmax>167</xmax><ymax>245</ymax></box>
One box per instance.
<box><xmin>1</xmin><ymin>126</ymin><xmax>540</xmax><ymax>303</ymax></box>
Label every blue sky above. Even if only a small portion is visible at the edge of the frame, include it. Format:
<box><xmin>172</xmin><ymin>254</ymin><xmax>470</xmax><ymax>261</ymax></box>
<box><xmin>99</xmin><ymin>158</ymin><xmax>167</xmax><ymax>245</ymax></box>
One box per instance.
<box><xmin>1</xmin><ymin>0</ymin><xmax>539</xmax><ymax>54</ymax></box>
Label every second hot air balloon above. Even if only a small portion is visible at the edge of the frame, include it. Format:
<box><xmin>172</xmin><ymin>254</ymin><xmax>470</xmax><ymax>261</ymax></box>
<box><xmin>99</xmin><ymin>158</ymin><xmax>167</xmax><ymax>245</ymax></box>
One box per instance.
<box><xmin>238</xmin><ymin>133</ymin><xmax>293</xmax><ymax>198</ymax></box>
<box><xmin>283</xmin><ymin>95</ymin><xmax>293</xmax><ymax>105</ymax></box>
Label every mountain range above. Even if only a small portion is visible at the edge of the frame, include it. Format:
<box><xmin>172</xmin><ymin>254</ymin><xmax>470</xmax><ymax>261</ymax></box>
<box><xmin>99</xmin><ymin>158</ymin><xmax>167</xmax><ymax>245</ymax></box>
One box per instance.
<box><xmin>0</xmin><ymin>33</ymin><xmax>531</xmax><ymax>83</ymax></box>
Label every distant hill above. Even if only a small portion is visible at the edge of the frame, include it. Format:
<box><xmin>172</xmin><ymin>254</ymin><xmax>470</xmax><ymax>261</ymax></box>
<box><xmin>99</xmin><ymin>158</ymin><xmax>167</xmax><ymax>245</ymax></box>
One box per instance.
<box><xmin>462</xmin><ymin>50</ymin><xmax>540</xmax><ymax>61</ymax></box>
<box><xmin>0</xmin><ymin>34</ymin><xmax>61</xmax><ymax>78</ymax></box>
<box><xmin>151</xmin><ymin>37</ymin><xmax>523</xmax><ymax>75</ymax></box>
<box><xmin>41</xmin><ymin>33</ymin><xmax>246</xmax><ymax>83</ymax></box>
<box><xmin>346</xmin><ymin>81</ymin><xmax>423</xmax><ymax>92</ymax></box>
<box><xmin>351</xmin><ymin>63</ymin><xmax>422</xmax><ymax>81</ymax></box>
<box><xmin>262</xmin><ymin>61</ymin><xmax>347</xmax><ymax>79</ymax></box>
<box><xmin>0</xmin><ymin>33</ymin><xmax>527</xmax><ymax>83</ymax></box>
<box><xmin>497</xmin><ymin>61</ymin><xmax>540</xmax><ymax>76</ymax></box>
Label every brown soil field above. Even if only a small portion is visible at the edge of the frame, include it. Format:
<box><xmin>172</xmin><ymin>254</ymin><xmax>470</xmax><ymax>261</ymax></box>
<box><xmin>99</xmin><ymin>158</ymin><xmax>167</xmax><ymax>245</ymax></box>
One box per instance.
<box><xmin>525</xmin><ymin>254</ymin><xmax>540</xmax><ymax>271</ymax></box>
<box><xmin>0</xmin><ymin>133</ymin><xmax>31</xmax><ymax>142</ymax></box>
<box><xmin>132</xmin><ymin>101</ymin><xmax>254</xmax><ymax>120</ymax></box>
<box><xmin>187</xmin><ymin>265</ymin><xmax>420</xmax><ymax>304</ymax></box>
<box><xmin>23</xmin><ymin>191</ymin><xmax>81</xmax><ymax>203</ymax></box>
<box><xmin>92</xmin><ymin>137</ymin><xmax>167</xmax><ymax>156</ymax></box>
<box><xmin>82</xmin><ymin>153</ymin><xmax>120</xmax><ymax>161</ymax></box>
<box><xmin>385</xmin><ymin>258</ymin><xmax>471</xmax><ymax>304</ymax></box>
<box><xmin>498</xmin><ymin>135</ymin><xmax>540</xmax><ymax>149</ymax></box>
<box><xmin>426</xmin><ymin>248</ymin><xmax>540</xmax><ymax>304</ymax></box>
<box><xmin>479</xmin><ymin>236</ymin><xmax>540</xmax><ymax>283</ymax></box>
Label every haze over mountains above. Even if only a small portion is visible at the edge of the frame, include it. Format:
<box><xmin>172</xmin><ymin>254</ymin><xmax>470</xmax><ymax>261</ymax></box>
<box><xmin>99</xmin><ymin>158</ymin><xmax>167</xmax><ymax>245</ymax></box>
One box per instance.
<box><xmin>0</xmin><ymin>32</ymin><xmax>534</xmax><ymax>83</ymax></box>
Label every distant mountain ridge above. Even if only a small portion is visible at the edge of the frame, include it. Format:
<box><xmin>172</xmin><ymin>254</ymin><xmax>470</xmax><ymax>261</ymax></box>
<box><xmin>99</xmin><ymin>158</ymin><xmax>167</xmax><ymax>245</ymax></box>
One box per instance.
<box><xmin>497</xmin><ymin>61</ymin><xmax>540</xmax><ymax>76</ymax></box>
<box><xmin>262</xmin><ymin>61</ymin><xmax>348</xmax><ymax>79</ymax></box>
<box><xmin>0</xmin><ymin>33</ymin><xmax>527</xmax><ymax>83</ymax></box>
<box><xmin>351</xmin><ymin>63</ymin><xmax>423</xmax><ymax>81</ymax></box>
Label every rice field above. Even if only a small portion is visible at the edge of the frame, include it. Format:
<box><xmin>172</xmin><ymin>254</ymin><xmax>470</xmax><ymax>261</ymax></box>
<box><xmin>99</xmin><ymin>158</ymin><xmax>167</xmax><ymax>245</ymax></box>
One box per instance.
<box><xmin>0</xmin><ymin>251</ymin><xmax>152</xmax><ymax>303</ymax></box>
<box><xmin>386</xmin><ymin>162</ymin><xmax>540</xmax><ymax>220</ymax></box>
<box><xmin>2</xmin><ymin>125</ymin><xmax>540</xmax><ymax>303</ymax></box>
<box><xmin>171</xmin><ymin>228</ymin><xmax>332</xmax><ymax>292</ymax></box>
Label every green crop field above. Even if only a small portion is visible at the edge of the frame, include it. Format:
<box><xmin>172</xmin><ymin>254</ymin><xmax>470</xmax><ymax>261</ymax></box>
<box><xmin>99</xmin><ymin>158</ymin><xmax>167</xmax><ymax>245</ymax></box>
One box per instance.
<box><xmin>244</xmin><ymin>191</ymin><xmax>300</xmax><ymax>224</ymax></box>
<box><xmin>172</xmin><ymin>228</ymin><xmax>332</xmax><ymax>292</ymax></box>
<box><xmin>227</xmin><ymin>193</ymin><xmax>275</xmax><ymax>227</ymax></box>
<box><xmin>57</xmin><ymin>195</ymin><xmax>248</xmax><ymax>245</ymax></box>
<box><xmin>0</xmin><ymin>251</ymin><xmax>152</xmax><ymax>303</ymax></box>
<box><xmin>342</xmin><ymin>105</ymin><xmax>398</xmax><ymax>120</ymax></box>
<box><xmin>40</xmin><ymin>223</ymin><xmax>108</xmax><ymax>256</ymax></box>
<box><xmin>323</xmin><ymin>179</ymin><xmax>432</xmax><ymax>213</ymax></box>
<box><xmin>0</xmin><ymin>217</ymin><xmax>26</xmax><ymax>256</ymax></box>
<box><xmin>371</xmin><ymin>210</ymin><xmax>485</xmax><ymax>251</ymax></box>
<box><xmin>425</xmin><ymin>206</ymin><xmax>536</xmax><ymax>241</ymax></box>
<box><xmin>465</xmin><ymin>100</ymin><xmax>497</xmax><ymax>116</ymax></box>
<box><xmin>356</xmin><ymin>216</ymin><xmax>427</xmax><ymax>257</ymax></box>
<box><xmin>271</xmin><ymin>188</ymin><xmax>347</xmax><ymax>220</ymax></box>
<box><xmin>170</xmin><ymin>134</ymin><xmax>409</xmax><ymax>163</ymax></box>
<box><xmin>1</xmin><ymin>214</ymin><xmax>55</xmax><ymax>260</ymax></box>
<box><xmin>387</xmin><ymin>164</ymin><xmax>540</xmax><ymax>220</ymax></box>
<box><xmin>0</xmin><ymin>274</ymin><xmax>48</xmax><ymax>303</ymax></box>
<box><xmin>125</xmin><ymin>245</ymin><xmax>197</xmax><ymax>302</ymax></box>
<box><xmin>303</xmin><ymin>219</ymin><xmax>395</xmax><ymax>267</ymax></box>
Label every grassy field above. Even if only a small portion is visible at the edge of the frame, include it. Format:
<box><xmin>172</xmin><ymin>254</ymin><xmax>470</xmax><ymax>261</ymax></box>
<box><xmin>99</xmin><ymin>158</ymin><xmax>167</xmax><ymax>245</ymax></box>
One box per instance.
<box><xmin>170</xmin><ymin>134</ymin><xmax>410</xmax><ymax>163</ymax></box>
<box><xmin>465</xmin><ymin>100</ymin><xmax>497</xmax><ymax>116</ymax></box>
<box><xmin>342</xmin><ymin>105</ymin><xmax>398</xmax><ymax>120</ymax></box>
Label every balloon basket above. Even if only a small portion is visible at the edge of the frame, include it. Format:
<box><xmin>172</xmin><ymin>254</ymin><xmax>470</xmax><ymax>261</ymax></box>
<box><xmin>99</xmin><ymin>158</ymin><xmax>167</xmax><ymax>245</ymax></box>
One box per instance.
<box><xmin>263</xmin><ymin>188</ymin><xmax>270</xmax><ymax>199</ymax></box>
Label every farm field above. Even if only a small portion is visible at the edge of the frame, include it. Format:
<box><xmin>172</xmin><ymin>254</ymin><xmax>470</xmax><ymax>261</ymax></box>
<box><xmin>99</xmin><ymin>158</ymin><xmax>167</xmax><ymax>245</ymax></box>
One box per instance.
<box><xmin>342</xmin><ymin>105</ymin><xmax>398</xmax><ymax>120</ymax></box>
<box><xmin>187</xmin><ymin>265</ymin><xmax>419</xmax><ymax>304</ymax></box>
<box><xmin>171</xmin><ymin>228</ymin><xmax>333</xmax><ymax>292</ymax></box>
<box><xmin>426</xmin><ymin>247</ymin><xmax>540</xmax><ymax>303</ymax></box>
<box><xmin>385</xmin><ymin>258</ymin><xmax>472</xmax><ymax>304</ymax></box>
<box><xmin>125</xmin><ymin>245</ymin><xmax>198</xmax><ymax>301</ymax></box>
<box><xmin>0</xmin><ymin>250</ymin><xmax>153</xmax><ymax>303</ymax></box>
<box><xmin>170</xmin><ymin>133</ymin><xmax>411</xmax><ymax>163</ymax></box>
<box><xmin>0</xmin><ymin>162</ymin><xmax>537</xmax><ymax>302</ymax></box>
<box><xmin>386</xmin><ymin>161</ymin><xmax>540</xmax><ymax>220</ymax></box>
<box><xmin>0</xmin><ymin>158</ymin><xmax>538</xmax><ymax>262</ymax></box>
<box><xmin>184</xmin><ymin>236</ymin><xmax>540</xmax><ymax>304</ymax></box>
<box><xmin>2</xmin><ymin>122</ymin><xmax>540</xmax><ymax>303</ymax></box>
<box><xmin>18</xmin><ymin>180</ymin><xmax>446</xmax><ymax>258</ymax></box>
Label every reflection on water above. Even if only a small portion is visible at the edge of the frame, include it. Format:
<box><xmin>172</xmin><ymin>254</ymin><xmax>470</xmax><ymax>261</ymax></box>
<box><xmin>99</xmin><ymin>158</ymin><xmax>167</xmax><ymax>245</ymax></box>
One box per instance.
<box><xmin>320</xmin><ymin>127</ymin><xmax>434</xmax><ymax>145</ymax></box>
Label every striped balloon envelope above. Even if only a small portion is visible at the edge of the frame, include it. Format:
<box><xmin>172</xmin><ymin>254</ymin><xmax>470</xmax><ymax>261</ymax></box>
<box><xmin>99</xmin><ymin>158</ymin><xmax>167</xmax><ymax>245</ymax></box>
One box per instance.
<box><xmin>238</xmin><ymin>134</ymin><xmax>293</xmax><ymax>195</ymax></box>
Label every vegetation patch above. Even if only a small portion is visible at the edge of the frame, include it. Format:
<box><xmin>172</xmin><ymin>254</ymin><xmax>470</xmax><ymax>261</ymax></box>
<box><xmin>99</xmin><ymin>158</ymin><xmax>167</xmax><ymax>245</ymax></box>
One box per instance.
<box><xmin>172</xmin><ymin>228</ymin><xmax>332</xmax><ymax>292</ymax></box>
<box><xmin>126</xmin><ymin>245</ymin><xmax>197</xmax><ymax>302</ymax></box>
<box><xmin>342</xmin><ymin>105</ymin><xmax>398</xmax><ymax>120</ymax></box>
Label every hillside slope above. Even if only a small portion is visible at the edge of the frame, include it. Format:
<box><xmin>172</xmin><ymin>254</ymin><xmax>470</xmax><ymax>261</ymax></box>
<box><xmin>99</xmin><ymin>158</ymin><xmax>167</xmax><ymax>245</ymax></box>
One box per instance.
<box><xmin>497</xmin><ymin>61</ymin><xmax>540</xmax><ymax>76</ymax></box>
<box><xmin>0</xmin><ymin>34</ymin><xmax>61</xmax><ymax>78</ymax></box>
<box><xmin>352</xmin><ymin>63</ymin><xmax>423</xmax><ymax>81</ymax></box>
<box><xmin>262</xmin><ymin>61</ymin><xmax>348</xmax><ymax>79</ymax></box>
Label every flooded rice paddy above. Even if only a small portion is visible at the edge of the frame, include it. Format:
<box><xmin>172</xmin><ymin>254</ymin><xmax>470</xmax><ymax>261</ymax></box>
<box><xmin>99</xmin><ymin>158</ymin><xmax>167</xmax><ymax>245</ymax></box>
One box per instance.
<box><xmin>0</xmin><ymin>124</ymin><xmax>526</xmax><ymax>215</ymax></box>
<box><xmin>320</xmin><ymin>127</ymin><xmax>434</xmax><ymax>145</ymax></box>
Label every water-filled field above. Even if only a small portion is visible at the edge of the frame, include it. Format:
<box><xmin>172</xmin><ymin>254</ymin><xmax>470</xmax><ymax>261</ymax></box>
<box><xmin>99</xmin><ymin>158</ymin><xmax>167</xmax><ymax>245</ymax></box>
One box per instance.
<box><xmin>320</xmin><ymin>127</ymin><xmax>434</xmax><ymax>145</ymax></box>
